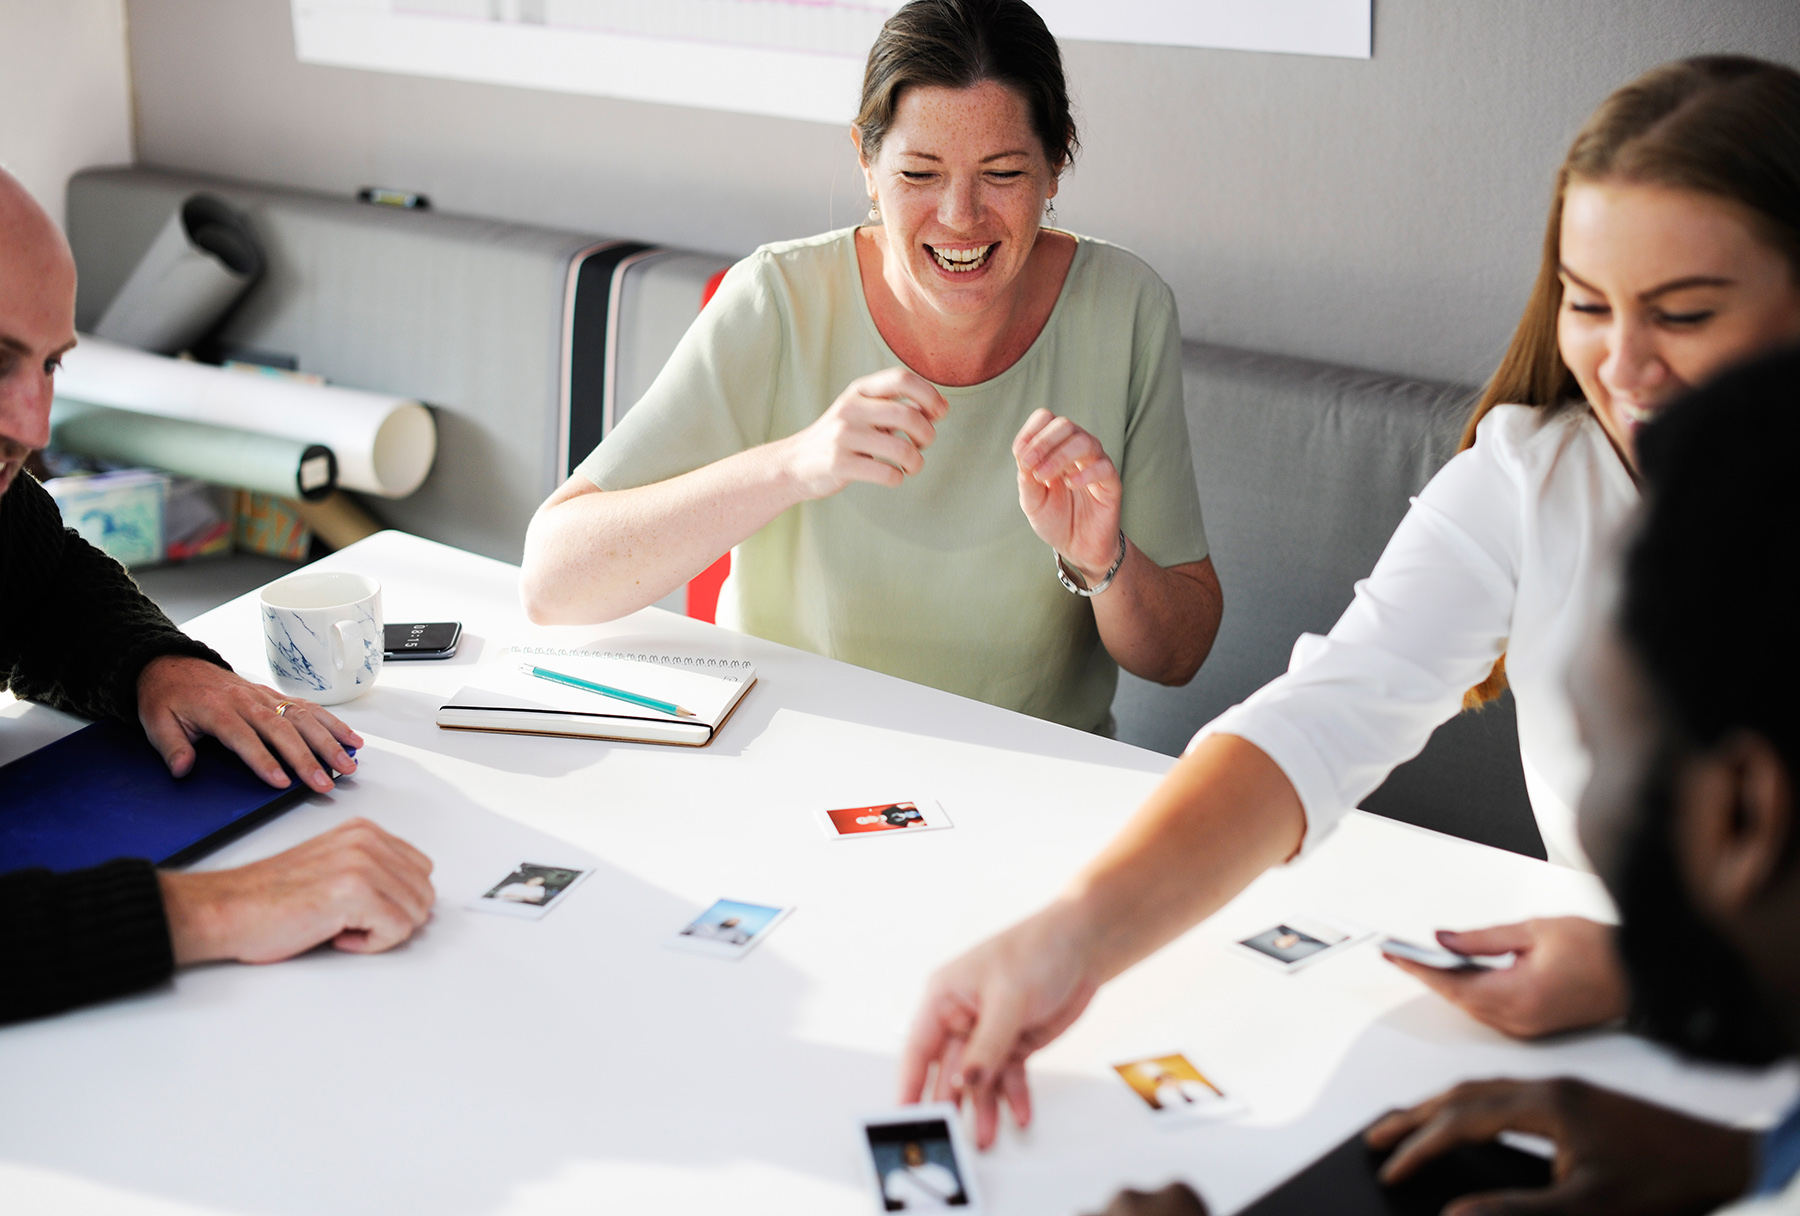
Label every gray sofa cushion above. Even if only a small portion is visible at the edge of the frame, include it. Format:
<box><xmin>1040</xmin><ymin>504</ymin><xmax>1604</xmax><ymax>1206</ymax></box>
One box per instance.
<box><xmin>1112</xmin><ymin>342</ymin><xmax>1543</xmax><ymax>859</ymax></box>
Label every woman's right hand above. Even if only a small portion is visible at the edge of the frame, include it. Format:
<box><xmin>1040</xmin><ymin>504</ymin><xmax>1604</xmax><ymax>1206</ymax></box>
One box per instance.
<box><xmin>898</xmin><ymin>898</ymin><xmax>1103</xmax><ymax>1150</ymax></box>
<box><xmin>777</xmin><ymin>367</ymin><xmax>947</xmax><ymax>500</ymax></box>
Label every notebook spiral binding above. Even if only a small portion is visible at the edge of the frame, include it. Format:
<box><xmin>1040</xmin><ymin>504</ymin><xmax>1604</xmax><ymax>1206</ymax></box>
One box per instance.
<box><xmin>505</xmin><ymin>645</ymin><xmax>752</xmax><ymax>680</ymax></box>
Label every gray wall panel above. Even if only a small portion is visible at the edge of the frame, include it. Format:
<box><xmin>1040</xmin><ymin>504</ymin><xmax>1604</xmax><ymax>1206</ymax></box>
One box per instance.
<box><xmin>69</xmin><ymin>166</ymin><xmax>600</xmax><ymax>563</ymax></box>
<box><xmin>123</xmin><ymin>0</ymin><xmax>1800</xmax><ymax>385</ymax></box>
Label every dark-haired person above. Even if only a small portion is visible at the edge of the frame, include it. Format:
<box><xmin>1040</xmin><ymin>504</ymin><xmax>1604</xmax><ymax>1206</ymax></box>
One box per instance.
<box><xmin>521</xmin><ymin>0</ymin><xmax>1220</xmax><ymax>735</ymax></box>
<box><xmin>1</xmin><ymin>167</ymin><xmax>435</xmax><ymax>1024</ymax></box>
<box><xmin>1365</xmin><ymin>343</ymin><xmax>1800</xmax><ymax>1216</ymax></box>
<box><xmin>902</xmin><ymin>56</ymin><xmax>1800</xmax><ymax>1149</ymax></box>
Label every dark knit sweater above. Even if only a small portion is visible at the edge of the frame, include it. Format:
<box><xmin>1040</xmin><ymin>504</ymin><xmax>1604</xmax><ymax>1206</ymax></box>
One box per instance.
<box><xmin>2</xmin><ymin>470</ymin><xmax>229</xmax><ymax>1024</ymax></box>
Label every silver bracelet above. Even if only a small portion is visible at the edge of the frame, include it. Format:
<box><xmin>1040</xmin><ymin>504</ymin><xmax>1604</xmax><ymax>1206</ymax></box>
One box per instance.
<box><xmin>1055</xmin><ymin>530</ymin><xmax>1128</xmax><ymax>597</ymax></box>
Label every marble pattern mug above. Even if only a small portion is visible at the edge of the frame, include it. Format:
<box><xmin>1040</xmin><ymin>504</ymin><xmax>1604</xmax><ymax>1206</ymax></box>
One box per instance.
<box><xmin>260</xmin><ymin>571</ymin><xmax>383</xmax><ymax>705</ymax></box>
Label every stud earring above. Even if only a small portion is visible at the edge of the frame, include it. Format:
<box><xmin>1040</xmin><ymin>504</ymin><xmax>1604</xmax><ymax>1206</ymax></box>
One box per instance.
<box><xmin>867</xmin><ymin>200</ymin><xmax>882</xmax><ymax>224</ymax></box>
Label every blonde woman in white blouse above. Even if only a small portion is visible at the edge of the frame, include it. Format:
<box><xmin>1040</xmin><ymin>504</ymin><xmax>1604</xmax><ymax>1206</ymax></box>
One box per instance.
<box><xmin>902</xmin><ymin>55</ymin><xmax>1800</xmax><ymax>1151</ymax></box>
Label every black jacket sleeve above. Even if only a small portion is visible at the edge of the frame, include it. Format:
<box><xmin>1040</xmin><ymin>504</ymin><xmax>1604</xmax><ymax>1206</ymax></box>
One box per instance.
<box><xmin>0</xmin><ymin>859</ymin><xmax>176</xmax><ymax>1024</ymax></box>
<box><xmin>0</xmin><ymin>471</ymin><xmax>228</xmax><ymax>721</ymax></box>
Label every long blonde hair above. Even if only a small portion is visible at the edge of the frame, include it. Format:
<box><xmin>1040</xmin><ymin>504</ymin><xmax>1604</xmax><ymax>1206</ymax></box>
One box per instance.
<box><xmin>1461</xmin><ymin>55</ymin><xmax>1800</xmax><ymax>709</ymax></box>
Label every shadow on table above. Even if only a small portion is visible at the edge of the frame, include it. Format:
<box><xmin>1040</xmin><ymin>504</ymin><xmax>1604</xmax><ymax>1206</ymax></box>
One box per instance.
<box><xmin>343</xmin><ymin>685</ymin><xmax>610</xmax><ymax>779</ymax></box>
<box><xmin>0</xmin><ymin>755</ymin><xmax>927</xmax><ymax>1215</ymax></box>
<box><xmin>585</xmin><ymin>632</ymin><xmax>1176</xmax><ymax>776</ymax></box>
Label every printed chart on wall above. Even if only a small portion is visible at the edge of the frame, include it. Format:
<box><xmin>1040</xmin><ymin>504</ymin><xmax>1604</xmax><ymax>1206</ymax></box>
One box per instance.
<box><xmin>292</xmin><ymin>0</ymin><xmax>1371</xmax><ymax>125</ymax></box>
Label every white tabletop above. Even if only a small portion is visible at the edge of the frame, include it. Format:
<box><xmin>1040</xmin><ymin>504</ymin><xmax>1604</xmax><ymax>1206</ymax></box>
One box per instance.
<box><xmin>1</xmin><ymin>531</ymin><xmax>1791</xmax><ymax>1216</ymax></box>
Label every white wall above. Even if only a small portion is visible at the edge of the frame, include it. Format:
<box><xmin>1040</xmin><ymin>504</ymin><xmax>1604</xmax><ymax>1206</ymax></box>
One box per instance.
<box><xmin>123</xmin><ymin>0</ymin><xmax>1800</xmax><ymax>384</ymax></box>
<box><xmin>0</xmin><ymin>0</ymin><xmax>133</xmax><ymax>225</ymax></box>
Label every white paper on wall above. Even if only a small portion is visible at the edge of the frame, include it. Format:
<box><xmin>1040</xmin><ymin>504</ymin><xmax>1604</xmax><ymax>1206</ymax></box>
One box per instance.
<box><xmin>291</xmin><ymin>0</ymin><xmax>1370</xmax><ymax>127</ymax></box>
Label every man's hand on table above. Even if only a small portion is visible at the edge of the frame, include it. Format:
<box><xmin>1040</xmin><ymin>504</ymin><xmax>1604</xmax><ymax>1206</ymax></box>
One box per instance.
<box><xmin>1367</xmin><ymin>1077</ymin><xmax>1754</xmax><ymax>1216</ymax></box>
<box><xmin>1086</xmin><ymin>1183</ymin><xmax>1208</xmax><ymax>1216</ymax></box>
<box><xmin>138</xmin><ymin>654</ymin><xmax>362</xmax><ymax>794</ymax></box>
<box><xmin>159</xmin><ymin>818</ymin><xmax>436</xmax><ymax>964</ymax></box>
<box><xmin>1384</xmin><ymin>917</ymin><xmax>1629</xmax><ymax>1039</ymax></box>
<box><xmin>899</xmin><ymin>898</ymin><xmax>1102</xmax><ymax>1150</ymax></box>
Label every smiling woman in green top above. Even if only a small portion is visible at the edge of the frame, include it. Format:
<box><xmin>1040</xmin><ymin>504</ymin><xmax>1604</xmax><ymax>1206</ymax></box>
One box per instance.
<box><xmin>520</xmin><ymin>0</ymin><xmax>1221</xmax><ymax>734</ymax></box>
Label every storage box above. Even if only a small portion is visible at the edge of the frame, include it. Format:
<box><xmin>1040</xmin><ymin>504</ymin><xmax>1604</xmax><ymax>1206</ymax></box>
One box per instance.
<box><xmin>43</xmin><ymin>469</ymin><xmax>166</xmax><ymax>568</ymax></box>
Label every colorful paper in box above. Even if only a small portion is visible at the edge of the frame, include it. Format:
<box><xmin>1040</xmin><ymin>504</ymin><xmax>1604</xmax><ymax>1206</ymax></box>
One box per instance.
<box><xmin>235</xmin><ymin>490</ymin><xmax>311</xmax><ymax>560</ymax></box>
<box><xmin>44</xmin><ymin>470</ymin><xmax>165</xmax><ymax>568</ymax></box>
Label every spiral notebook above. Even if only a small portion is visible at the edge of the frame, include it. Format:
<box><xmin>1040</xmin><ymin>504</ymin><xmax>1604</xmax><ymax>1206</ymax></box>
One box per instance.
<box><xmin>436</xmin><ymin>646</ymin><xmax>756</xmax><ymax>747</ymax></box>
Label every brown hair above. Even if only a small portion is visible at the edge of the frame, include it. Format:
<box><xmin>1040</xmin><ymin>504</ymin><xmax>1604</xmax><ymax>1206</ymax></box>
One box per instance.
<box><xmin>1461</xmin><ymin>55</ymin><xmax>1800</xmax><ymax>709</ymax></box>
<box><xmin>854</xmin><ymin>0</ymin><xmax>1078</xmax><ymax>172</ymax></box>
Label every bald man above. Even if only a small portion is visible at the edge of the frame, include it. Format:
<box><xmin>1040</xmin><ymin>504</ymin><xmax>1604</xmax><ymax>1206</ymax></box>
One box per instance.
<box><xmin>0</xmin><ymin>169</ymin><xmax>434</xmax><ymax>1024</ymax></box>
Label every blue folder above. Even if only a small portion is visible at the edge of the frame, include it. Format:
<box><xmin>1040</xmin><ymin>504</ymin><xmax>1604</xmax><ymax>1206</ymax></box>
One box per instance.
<box><xmin>0</xmin><ymin>720</ymin><xmax>306</xmax><ymax>873</ymax></box>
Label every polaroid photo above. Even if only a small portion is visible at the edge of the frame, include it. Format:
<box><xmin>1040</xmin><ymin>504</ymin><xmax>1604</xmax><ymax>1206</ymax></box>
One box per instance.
<box><xmin>816</xmin><ymin>798</ymin><xmax>953</xmax><ymax>840</ymax></box>
<box><xmin>1230</xmin><ymin>911</ymin><xmax>1371</xmax><ymax>974</ymax></box>
<box><xmin>665</xmin><ymin>898</ymin><xmax>795</xmax><ymax>960</ymax></box>
<box><xmin>858</xmin><ymin>1103</ymin><xmax>983</xmax><ymax>1212</ymax></box>
<box><xmin>467</xmin><ymin>863</ymin><xmax>592</xmax><ymax>920</ymax></box>
<box><xmin>1111</xmin><ymin>1052</ymin><xmax>1245</xmax><ymax>1126</ymax></box>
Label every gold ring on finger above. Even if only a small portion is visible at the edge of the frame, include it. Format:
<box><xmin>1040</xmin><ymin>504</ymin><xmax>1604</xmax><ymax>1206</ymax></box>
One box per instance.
<box><xmin>274</xmin><ymin>701</ymin><xmax>295</xmax><ymax>717</ymax></box>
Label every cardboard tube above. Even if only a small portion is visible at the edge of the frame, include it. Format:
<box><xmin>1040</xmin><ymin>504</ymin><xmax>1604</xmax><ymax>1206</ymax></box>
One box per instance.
<box><xmin>94</xmin><ymin>195</ymin><xmax>263</xmax><ymax>356</ymax></box>
<box><xmin>292</xmin><ymin>491</ymin><xmax>385</xmax><ymax>550</ymax></box>
<box><xmin>56</xmin><ymin>337</ymin><xmax>435</xmax><ymax>498</ymax></box>
<box><xmin>51</xmin><ymin>404</ymin><xmax>336</xmax><ymax>501</ymax></box>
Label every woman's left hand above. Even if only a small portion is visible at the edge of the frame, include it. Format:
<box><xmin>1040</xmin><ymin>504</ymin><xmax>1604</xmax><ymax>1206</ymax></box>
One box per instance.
<box><xmin>1013</xmin><ymin>409</ymin><xmax>1123</xmax><ymax>578</ymax></box>
<box><xmin>1383</xmin><ymin>917</ymin><xmax>1629</xmax><ymax>1039</ymax></box>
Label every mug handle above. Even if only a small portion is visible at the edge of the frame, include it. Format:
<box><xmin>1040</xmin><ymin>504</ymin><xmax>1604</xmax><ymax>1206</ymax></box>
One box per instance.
<box><xmin>332</xmin><ymin>619</ymin><xmax>359</xmax><ymax>673</ymax></box>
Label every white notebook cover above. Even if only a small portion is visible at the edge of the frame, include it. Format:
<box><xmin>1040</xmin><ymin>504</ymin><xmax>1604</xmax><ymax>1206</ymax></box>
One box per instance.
<box><xmin>437</xmin><ymin>648</ymin><xmax>756</xmax><ymax>746</ymax></box>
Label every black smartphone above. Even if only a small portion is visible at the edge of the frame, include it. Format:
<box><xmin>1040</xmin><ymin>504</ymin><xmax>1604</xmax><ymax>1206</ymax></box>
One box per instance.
<box><xmin>383</xmin><ymin>621</ymin><xmax>461</xmax><ymax>660</ymax></box>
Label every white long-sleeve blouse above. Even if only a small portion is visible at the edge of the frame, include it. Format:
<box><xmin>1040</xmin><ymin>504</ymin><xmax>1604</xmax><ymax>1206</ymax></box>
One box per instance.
<box><xmin>1195</xmin><ymin>403</ymin><xmax>1640</xmax><ymax>869</ymax></box>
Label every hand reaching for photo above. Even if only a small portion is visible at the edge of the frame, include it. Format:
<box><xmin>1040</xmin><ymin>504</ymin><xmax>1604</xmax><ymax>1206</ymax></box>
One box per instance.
<box><xmin>1013</xmin><ymin>408</ymin><xmax>1124</xmax><ymax>579</ymax></box>
<box><xmin>898</xmin><ymin>898</ymin><xmax>1102</xmax><ymax>1150</ymax></box>
<box><xmin>1383</xmin><ymin>917</ymin><xmax>1628</xmax><ymax>1038</ymax></box>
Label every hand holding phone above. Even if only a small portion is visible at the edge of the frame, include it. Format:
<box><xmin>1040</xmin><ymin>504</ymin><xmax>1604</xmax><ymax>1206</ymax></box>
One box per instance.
<box><xmin>1379</xmin><ymin>936</ymin><xmax>1493</xmax><ymax>972</ymax></box>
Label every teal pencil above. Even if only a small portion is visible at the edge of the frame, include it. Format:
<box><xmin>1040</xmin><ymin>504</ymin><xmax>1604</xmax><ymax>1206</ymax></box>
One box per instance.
<box><xmin>519</xmin><ymin>663</ymin><xmax>695</xmax><ymax>718</ymax></box>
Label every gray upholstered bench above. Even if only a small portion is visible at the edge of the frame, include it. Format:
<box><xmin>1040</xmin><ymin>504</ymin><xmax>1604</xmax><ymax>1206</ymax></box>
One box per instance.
<box><xmin>1112</xmin><ymin>343</ymin><xmax>1541</xmax><ymax>858</ymax></box>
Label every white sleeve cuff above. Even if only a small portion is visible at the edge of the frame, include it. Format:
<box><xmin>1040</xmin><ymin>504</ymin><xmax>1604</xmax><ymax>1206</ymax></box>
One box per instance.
<box><xmin>1187</xmin><ymin>706</ymin><xmax>1357</xmax><ymax>859</ymax></box>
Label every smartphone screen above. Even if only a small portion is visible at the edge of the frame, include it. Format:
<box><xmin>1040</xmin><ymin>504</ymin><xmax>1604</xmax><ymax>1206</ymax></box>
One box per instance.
<box><xmin>383</xmin><ymin>622</ymin><xmax>461</xmax><ymax>659</ymax></box>
<box><xmin>1379</xmin><ymin>937</ymin><xmax>1490</xmax><ymax>972</ymax></box>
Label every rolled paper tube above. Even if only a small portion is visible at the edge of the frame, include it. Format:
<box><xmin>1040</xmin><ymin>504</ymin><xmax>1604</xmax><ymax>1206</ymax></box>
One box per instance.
<box><xmin>55</xmin><ymin>337</ymin><xmax>435</xmax><ymax>498</ymax></box>
<box><xmin>292</xmin><ymin>490</ymin><xmax>385</xmax><ymax>551</ymax></box>
<box><xmin>94</xmin><ymin>194</ymin><xmax>263</xmax><ymax>356</ymax></box>
<box><xmin>51</xmin><ymin>404</ymin><xmax>337</xmax><ymax>502</ymax></box>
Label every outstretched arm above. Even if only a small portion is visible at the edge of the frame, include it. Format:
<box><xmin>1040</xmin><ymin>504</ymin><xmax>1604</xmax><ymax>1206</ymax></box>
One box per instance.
<box><xmin>901</xmin><ymin>733</ymin><xmax>1304</xmax><ymax>1148</ymax></box>
<box><xmin>520</xmin><ymin>367</ymin><xmax>947</xmax><ymax>624</ymax></box>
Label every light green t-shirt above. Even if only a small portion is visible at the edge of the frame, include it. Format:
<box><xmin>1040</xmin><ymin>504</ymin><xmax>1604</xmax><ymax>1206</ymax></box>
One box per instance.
<box><xmin>576</xmin><ymin>227</ymin><xmax>1208</xmax><ymax>732</ymax></box>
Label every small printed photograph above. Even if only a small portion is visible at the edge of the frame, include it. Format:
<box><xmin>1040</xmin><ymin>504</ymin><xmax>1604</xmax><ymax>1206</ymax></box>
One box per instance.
<box><xmin>860</xmin><ymin>1105</ymin><xmax>980</xmax><ymax>1211</ymax></box>
<box><xmin>818</xmin><ymin>798</ymin><xmax>953</xmax><ymax>839</ymax></box>
<box><xmin>1231</xmin><ymin>912</ymin><xmax>1368</xmax><ymax>973</ymax></box>
<box><xmin>1111</xmin><ymin>1053</ymin><xmax>1242</xmax><ymax>1125</ymax></box>
<box><xmin>665</xmin><ymin>898</ymin><xmax>794</xmax><ymax>959</ymax></box>
<box><xmin>467</xmin><ymin>863</ymin><xmax>591</xmax><ymax>920</ymax></box>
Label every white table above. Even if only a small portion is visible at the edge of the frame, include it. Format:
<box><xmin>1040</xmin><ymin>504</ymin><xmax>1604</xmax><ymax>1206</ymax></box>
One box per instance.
<box><xmin>1</xmin><ymin>531</ymin><xmax>1791</xmax><ymax>1216</ymax></box>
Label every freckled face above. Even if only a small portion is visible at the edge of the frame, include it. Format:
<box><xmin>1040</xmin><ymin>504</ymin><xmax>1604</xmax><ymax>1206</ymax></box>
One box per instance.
<box><xmin>859</xmin><ymin>80</ymin><xmax>1059</xmax><ymax>318</ymax></box>
<box><xmin>1557</xmin><ymin>181</ymin><xmax>1800</xmax><ymax>467</ymax></box>
<box><xmin>0</xmin><ymin>190</ymin><xmax>77</xmax><ymax>499</ymax></box>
